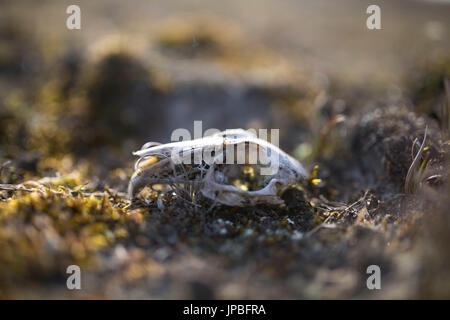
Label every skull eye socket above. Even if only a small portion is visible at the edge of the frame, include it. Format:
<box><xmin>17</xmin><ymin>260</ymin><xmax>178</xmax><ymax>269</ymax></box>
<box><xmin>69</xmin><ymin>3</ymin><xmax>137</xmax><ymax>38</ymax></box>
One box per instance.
<box><xmin>218</xmin><ymin>164</ymin><xmax>267</xmax><ymax>191</ymax></box>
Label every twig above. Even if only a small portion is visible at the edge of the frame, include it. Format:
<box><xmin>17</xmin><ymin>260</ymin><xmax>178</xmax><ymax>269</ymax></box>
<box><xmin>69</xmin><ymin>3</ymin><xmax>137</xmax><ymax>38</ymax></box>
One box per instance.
<box><xmin>306</xmin><ymin>190</ymin><xmax>370</xmax><ymax>237</ymax></box>
<box><xmin>405</xmin><ymin>126</ymin><xmax>428</xmax><ymax>194</ymax></box>
<box><xmin>0</xmin><ymin>183</ymin><xmax>35</xmax><ymax>193</ymax></box>
<box><xmin>0</xmin><ymin>182</ymin><xmax>126</xmax><ymax>199</ymax></box>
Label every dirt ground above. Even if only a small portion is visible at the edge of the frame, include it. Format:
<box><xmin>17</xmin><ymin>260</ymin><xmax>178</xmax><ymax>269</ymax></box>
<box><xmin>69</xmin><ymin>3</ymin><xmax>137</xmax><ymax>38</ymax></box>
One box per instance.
<box><xmin>0</xmin><ymin>0</ymin><xmax>449</xmax><ymax>299</ymax></box>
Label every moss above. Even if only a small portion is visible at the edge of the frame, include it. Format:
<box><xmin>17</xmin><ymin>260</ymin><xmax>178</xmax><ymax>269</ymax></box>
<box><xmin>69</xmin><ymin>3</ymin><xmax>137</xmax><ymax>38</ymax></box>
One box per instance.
<box><xmin>0</xmin><ymin>188</ymin><xmax>140</xmax><ymax>286</ymax></box>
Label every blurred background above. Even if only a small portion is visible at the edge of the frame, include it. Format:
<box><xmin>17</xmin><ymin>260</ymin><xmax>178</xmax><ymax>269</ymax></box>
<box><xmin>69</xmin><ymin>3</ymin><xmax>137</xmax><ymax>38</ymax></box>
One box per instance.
<box><xmin>0</xmin><ymin>0</ymin><xmax>449</xmax><ymax>299</ymax></box>
<box><xmin>1</xmin><ymin>0</ymin><xmax>449</xmax><ymax>158</ymax></box>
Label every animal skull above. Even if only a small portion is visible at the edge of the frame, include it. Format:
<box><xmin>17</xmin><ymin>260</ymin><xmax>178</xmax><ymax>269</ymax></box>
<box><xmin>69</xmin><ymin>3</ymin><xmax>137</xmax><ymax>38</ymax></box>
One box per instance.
<box><xmin>128</xmin><ymin>129</ymin><xmax>307</xmax><ymax>206</ymax></box>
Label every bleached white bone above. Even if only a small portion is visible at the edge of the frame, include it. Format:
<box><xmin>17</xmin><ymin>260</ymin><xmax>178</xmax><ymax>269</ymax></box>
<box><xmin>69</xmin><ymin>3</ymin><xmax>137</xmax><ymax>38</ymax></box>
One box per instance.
<box><xmin>129</xmin><ymin>129</ymin><xmax>307</xmax><ymax>206</ymax></box>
